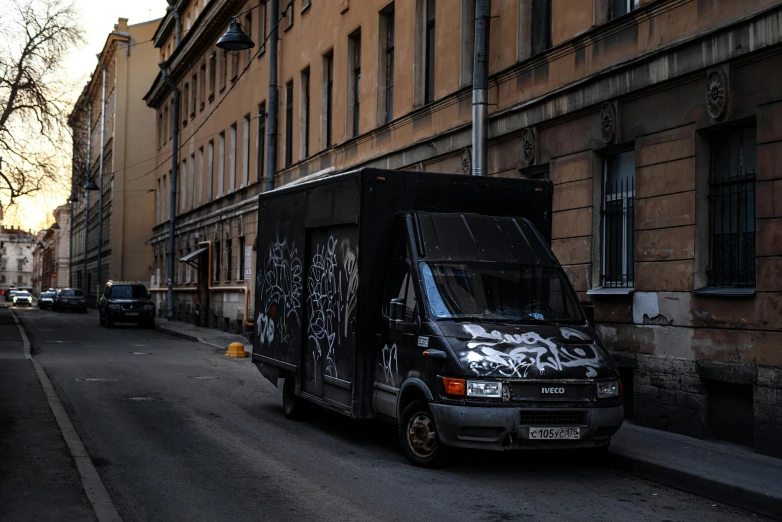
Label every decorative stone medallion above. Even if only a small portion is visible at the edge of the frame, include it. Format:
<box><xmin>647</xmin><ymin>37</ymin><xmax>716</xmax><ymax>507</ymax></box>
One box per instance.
<box><xmin>522</xmin><ymin>127</ymin><xmax>537</xmax><ymax>166</ymax></box>
<box><xmin>600</xmin><ymin>102</ymin><xmax>617</xmax><ymax>144</ymax></box>
<box><xmin>706</xmin><ymin>67</ymin><xmax>729</xmax><ymax>121</ymax></box>
<box><xmin>461</xmin><ymin>147</ymin><xmax>472</xmax><ymax>175</ymax></box>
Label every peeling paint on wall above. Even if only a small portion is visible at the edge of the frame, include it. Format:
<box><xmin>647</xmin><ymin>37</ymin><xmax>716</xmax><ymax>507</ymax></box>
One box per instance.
<box><xmin>633</xmin><ymin>292</ymin><xmax>659</xmax><ymax>325</ymax></box>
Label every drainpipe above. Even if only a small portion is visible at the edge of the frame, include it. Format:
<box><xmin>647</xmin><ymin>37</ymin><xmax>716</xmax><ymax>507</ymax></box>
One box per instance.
<box><xmin>97</xmin><ymin>56</ymin><xmax>107</xmax><ymax>297</ymax></box>
<box><xmin>265</xmin><ymin>0</ymin><xmax>280</xmax><ymax>192</ymax></box>
<box><xmin>83</xmin><ymin>103</ymin><xmax>92</xmax><ymax>296</ymax></box>
<box><xmin>160</xmin><ymin>63</ymin><xmax>180</xmax><ymax>321</ymax></box>
<box><xmin>471</xmin><ymin>0</ymin><xmax>491</xmax><ymax>176</ymax></box>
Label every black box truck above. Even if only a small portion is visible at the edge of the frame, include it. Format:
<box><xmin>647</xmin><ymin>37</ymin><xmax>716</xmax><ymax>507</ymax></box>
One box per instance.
<box><xmin>253</xmin><ymin>168</ymin><xmax>623</xmax><ymax>467</ymax></box>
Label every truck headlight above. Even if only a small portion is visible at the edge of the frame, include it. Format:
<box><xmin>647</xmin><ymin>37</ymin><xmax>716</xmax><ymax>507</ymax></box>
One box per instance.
<box><xmin>466</xmin><ymin>380</ymin><xmax>502</xmax><ymax>398</ymax></box>
<box><xmin>596</xmin><ymin>380</ymin><xmax>620</xmax><ymax>399</ymax></box>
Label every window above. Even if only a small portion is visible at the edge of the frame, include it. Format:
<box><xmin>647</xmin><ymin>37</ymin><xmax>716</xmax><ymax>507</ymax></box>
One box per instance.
<box><xmin>0</xmin><ymin>276</ymin><xmax>5</xmax><ymax>283</ymax></box>
<box><xmin>213</xmin><ymin>241</ymin><xmax>221</xmax><ymax>282</ymax></box>
<box><xmin>199</xmin><ymin>62</ymin><xmax>206</xmax><ymax>109</ymax></box>
<box><xmin>383</xmin><ymin>260</ymin><xmax>417</xmax><ymax>321</ymax></box>
<box><xmin>162</xmin><ymin>174</ymin><xmax>167</xmax><ymax>217</ymax></box>
<box><xmin>348</xmin><ymin>29</ymin><xmax>361</xmax><ymax>138</ymax></box>
<box><xmin>231</xmin><ymin>47</ymin><xmax>239</xmax><ymax>80</ymax></box>
<box><xmin>194</xmin><ymin>3</ymin><xmax>198</xmax><ymax>18</ymax></box>
<box><xmin>225</xmin><ymin>239</ymin><xmax>233</xmax><ymax>281</ymax></box>
<box><xmin>189</xmin><ymin>153</ymin><xmax>195</xmax><ymax>209</ymax></box>
<box><xmin>220</xmin><ymin>50</ymin><xmax>227</xmax><ymax>90</ymax></box>
<box><xmin>242</xmin><ymin>114</ymin><xmax>250</xmax><ymax>187</ymax></box>
<box><xmin>229</xmin><ymin>123</ymin><xmax>237</xmax><ymax>191</ymax></box>
<box><xmin>164</xmin><ymin>106</ymin><xmax>169</xmax><ymax>143</ymax></box>
<box><xmin>460</xmin><ymin>0</ymin><xmax>475</xmax><ymax>87</ymax></box>
<box><xmin>218</xmin><ymin>132</ymin><xmax>225</xmax><ymax>196</ymax></box>
<box><xmin>244</xmin><ymin>12</ymin><xmax>252</xmax><ymax>65</ymax></box>
<box><xmin>708</xmin><ymin>127</ymin><xmax>756</xmax><ymax>287</ymax></box>
<box><xmin>0</xmin><ymin>259</ymin><xmax>6</xmax><ymax>270</ymax></box>
<box><xmin>197</xmin><ymin>148</ymin><xmax>204</xmax><ymax>206</ymax></box>
<box><xmin>157</xmin><ymin>178</ymin><xmax>162</xmax><ymax>223</ymax></box>
<box><xmin>302</xmin><ymin>0</ymin><xmax>311</xmax><ymax>10</ymax></box>
<box><xmin>301</xmin><ymin>67</ymin><xmax>310</xmax><ymax>158</ymax></box>
<box><xmin>425</xmin><ymin>0</ymin><xmax>435</xmax><ymax>104</ymax></box>
<box><xmin>611</xmin><ymin>0</ymin><xmax>640</xmax><ymax>19</ymax></box>
<box><xmin>169</xmin><ymin>100</ymin><xmax>174</xmax><ymax>138</ymax></box>
<box><xmin>181</xmin><ymin>158</ymin><xmax>187</xmax><ymax>212</ymax></box>
<box><xmin>324</xmin><ymin>52</ymin><xmax>334</xmax><ymax>148</ymax></box>
<box><xmin>257</xmin><ymin>102</ymin><xmax>266</xmax><ymax>183</ymax></box>
<box><xmin>259</xmin><ymin>2</ymin><xmax>267</xmax><ymax>54</ymax></box>
<box><xmin>183</xmin><ymin>83</ymin><xmax>189</xmax><ymax>126</ymax></box>
<box><xmin>17</xmin><ymin>259</ymin><xmax>24</xmax><ymax>271</ymax></box>
<box><xmin>284</xmin><ymin>0</ymin><xmax>294</xmax><ymax>29</ymax></box>
<box><xmin>191</xmin><ymin>73</ymin><xmax>197</xmax><ymax>117</ymax></box>
<box><xmin>158</xmin><ymin>113</ymin><xmax>163</xmax><ymax>148</ymax></box>
<box><xmin>209</xmin><ymin>53</ymin><xmax>216</xmax><ymax>99</ymax></box>
<box><xmin>285</xmin><ymin>80</ymin><xmax>294</xmax><ymax>167</ymax></box>
<box><xmin>238</xmin><ymin>236</ymin><xmax>246</xmax><ymax>281</ymax></box>
<box><xmin>531</xmin><ymin>0</ymin><xmax>552</xmax><ymax>55</ymax></box>
<box><xmin>185</xmin><ymin>14</ymin><xmax>191</xmax><ymax>31</ymax></box>
<box><xmin>207</xmin><ymin>140</ymin><xmax>214</xmax><ymax>201</ymax></box>
<box><xmin>379</xmin><ymin>5</ymin><xmax>395</xmax><ymax>124</ymax></box>
<box><xmin>17</xmin><ymin>275</ymin><xmax>23</xmax><ymax>285</ymax></box>
<box><xmin>601</xmin><ymin>151</ymin><xmax>635</xmax><ymax>288</ymax></box>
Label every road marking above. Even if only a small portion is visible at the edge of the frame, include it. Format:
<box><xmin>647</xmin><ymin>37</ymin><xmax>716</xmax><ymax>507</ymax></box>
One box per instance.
<box><xmin>131</xmin><ymin>352</ymin><xmax>151</xmax><ymax>355</ymax></box>
<box><xmin>123</xmin><ymin>396</ymin><xmax>163</xmax><ymax>402</ymax></box>
<box><xmin>189</xmin><ymin>375</ymin><xmax>221</xmax><ymax>380</ymax></box>
<box><xmin>9</xmin><ymin>308</ymin><xmax>123</xmax><ymax>522</ymax></box>
<box><xmin>75</xmin><ymin>378</ymin><xmax>116</xmax><ymax>383</ymax></box>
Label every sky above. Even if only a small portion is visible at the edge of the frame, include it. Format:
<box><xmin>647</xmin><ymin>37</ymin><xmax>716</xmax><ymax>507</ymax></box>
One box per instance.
<box><xmin>6</xmin><ymin>0</ymin><xmax>166</xmax><ymax>232</ymax></box>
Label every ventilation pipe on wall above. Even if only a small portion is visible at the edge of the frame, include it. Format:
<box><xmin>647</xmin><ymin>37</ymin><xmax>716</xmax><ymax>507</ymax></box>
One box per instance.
<box><xmin>160</xmin><ymin>64</ymin><xmax>180</xmax><ymax>321</ymax></box>
<box><xmin>471</xmin><ymin>0</ymin><xmax>491</xmax><ymax>176</ymax></box>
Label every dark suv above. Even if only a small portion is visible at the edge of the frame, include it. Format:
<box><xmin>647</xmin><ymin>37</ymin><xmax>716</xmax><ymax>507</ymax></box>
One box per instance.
<box><xmin>98</xmin><ymin>281</ymin><xmax>155</xmax><ymax>328</ymax></box>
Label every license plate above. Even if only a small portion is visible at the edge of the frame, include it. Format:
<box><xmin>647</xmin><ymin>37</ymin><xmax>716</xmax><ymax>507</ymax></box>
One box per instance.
<box><xmin>529</xmin><ymin>427</ymin><xmax>580</xmax><ymax>440</ymax></box>
<box><xmin>125</xmin><ymin>312</ymin><xmax>139</xmax><ymax>317</ymax></box>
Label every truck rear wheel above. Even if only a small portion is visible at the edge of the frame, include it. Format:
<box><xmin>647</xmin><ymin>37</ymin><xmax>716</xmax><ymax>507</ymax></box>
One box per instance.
<box><xmin>282</xmin><ymin>374</ymin><xmax>305</xmax><ymax>420</ymax></box>
<box><xmin>399</xmin><ymin>400</ymin><xmax>447</xmax><ymax>468</ymax></box>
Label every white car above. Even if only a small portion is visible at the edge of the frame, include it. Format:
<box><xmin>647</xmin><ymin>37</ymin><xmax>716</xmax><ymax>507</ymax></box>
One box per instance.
<box><xmin>12</xmin><ymin>291</ymin><xmax>32</xmax><ymax>307</ymax></box>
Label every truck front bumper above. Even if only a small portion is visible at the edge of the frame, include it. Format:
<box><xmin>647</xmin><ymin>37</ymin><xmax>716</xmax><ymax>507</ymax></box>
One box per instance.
<box><xmin>429</xmin><ymin>403</ymin><xmax>624</xmax><ymax>451</ymax></box>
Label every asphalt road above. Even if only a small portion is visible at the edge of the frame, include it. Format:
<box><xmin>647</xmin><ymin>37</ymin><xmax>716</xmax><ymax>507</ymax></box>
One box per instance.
<box><xmin>15</xmin><ymin>307</ymin><xmax>762</xmax><ymax>522</ymax></box>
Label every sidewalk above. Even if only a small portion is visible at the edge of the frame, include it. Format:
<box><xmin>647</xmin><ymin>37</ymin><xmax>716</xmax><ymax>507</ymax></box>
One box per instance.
<box><xmin>610</xmin><ymin>421</ymin><xmax>782</xmax><ymax>519</ymax></box>
<box><xmin>0</xmin><ymin>306</ymin><xmax>96</xmax><ymax>521</ymax></box>
<box><xmin>157</xmin><ymin>318</ymin><xmax>252</xmax><ymax>351</ymax></box>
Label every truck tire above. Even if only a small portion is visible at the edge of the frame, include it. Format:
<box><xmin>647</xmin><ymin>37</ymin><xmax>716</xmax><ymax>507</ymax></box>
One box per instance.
<box><xmin>399</xmin><ymin>400</ymin><xmax>448</xmax><ymax>468</ymax></box>
<box><xmin>282</xmin><ymin>374</ymin><xmax>305</xmax><ymax>420</ymax></box>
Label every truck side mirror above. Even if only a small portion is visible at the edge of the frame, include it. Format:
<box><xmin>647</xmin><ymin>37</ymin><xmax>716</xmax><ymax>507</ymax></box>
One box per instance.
<box><xmin>389</xmin><ymin>298</ymin><xmax>405</xmax><ymax>322</ymax></box>
<box><xmin>580</xmin><ymin>301</ymin><xmax>595</xmax><ymax>325</ymax></box>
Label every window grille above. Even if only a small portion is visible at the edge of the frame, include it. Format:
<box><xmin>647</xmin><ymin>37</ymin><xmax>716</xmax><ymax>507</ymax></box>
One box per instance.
<box><xmin>601</xmin><ymin>151</ymin><xmax>635</xmax><ymax>288</ymax></box>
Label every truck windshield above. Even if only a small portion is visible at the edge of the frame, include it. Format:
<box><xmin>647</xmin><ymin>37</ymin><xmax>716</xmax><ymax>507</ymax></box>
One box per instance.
<box><xmin>420</xmin><ymin>262</ymin><xmax>583</xmax><ymax>324</ymax></box>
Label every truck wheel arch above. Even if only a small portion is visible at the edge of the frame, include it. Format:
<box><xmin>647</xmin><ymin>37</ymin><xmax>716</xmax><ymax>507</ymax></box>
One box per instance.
<box><xmin>397</xmin><ymin>378</ymin><xmax>433</xmax><ymax>420</ymax></box>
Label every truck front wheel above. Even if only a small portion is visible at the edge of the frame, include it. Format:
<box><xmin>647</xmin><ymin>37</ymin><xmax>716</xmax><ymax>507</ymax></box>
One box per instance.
<box><xmin>399</xmin><ymin>400</ymin><xmax>447</xmax><ymax>468</ymax></box>
<box><xmin>282</xmin><ymin>374</ymin><xmax>305</xmax><ymax>420</ymax></box>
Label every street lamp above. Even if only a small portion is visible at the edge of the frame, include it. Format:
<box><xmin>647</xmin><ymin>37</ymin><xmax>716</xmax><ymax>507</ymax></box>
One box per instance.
<box><xmin>83</xmin><ymin>179</ymin><xmax>100</xmax><ymax>303</ymax></box>
<box><xmin>216</xmin><ymin>18</ymin><xmax>254</xmax><ymax>51</ymax></box>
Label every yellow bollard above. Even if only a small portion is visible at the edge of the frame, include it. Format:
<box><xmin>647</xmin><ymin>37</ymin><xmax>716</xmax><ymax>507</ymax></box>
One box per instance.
<box><xmin>225</xmin><ymin>342</ymin><xmax>248</xmax><ymax>358</ymax></box>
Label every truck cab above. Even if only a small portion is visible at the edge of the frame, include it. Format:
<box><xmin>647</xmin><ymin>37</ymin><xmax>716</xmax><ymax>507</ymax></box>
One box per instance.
<box><xmin>373</xmin><ymin>212</ymin><xmax>623</xmax><ymax>466</ymax></box>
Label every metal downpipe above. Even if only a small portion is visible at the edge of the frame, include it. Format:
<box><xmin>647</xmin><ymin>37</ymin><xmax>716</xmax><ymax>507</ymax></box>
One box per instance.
<box><xmin>160</xmin><ymin>64</ymin><xmax>180</xmax><ymax>321</ymax></box>
<box><xmin>472</xmin><ymin>0</ymin><xmax>491</xmax><ymax>176</ymax></box>
<box><xmin>97</xmin><ymin>59</ymin><xmax>107</xmax><ymax>297</ymax></box>
<box><xmin>83</xmin><ymin>103</ymin><xmax>92</xmax><ymax>296</ymax></box>
<box><xmin>265</xmin><ymin>0</ymin><xmax>279</xmax><ymax>193</ymax></box>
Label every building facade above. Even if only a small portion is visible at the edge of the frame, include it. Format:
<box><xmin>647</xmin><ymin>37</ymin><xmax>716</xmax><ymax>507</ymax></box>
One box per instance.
<box><xmin>145</xmin><ymin>0</ymin><xmax>782</xmax><ymax>456</ymax></box>
<box><xmin>32</xmin><ymin>205</ymin><xmax>72</xmax><ymax>294</ymax></box>
<box><xmin>69</xmin><ymin>18</ymin><xmax>161</xmax><ymax>304</ymax></box>
<box><xmin>0</xmin><ymin>228</ymin><xmax>35</xmax><ymax>290</ymax></box>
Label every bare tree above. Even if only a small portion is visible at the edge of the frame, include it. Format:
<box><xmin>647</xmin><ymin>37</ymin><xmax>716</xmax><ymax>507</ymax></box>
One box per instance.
<box><xmin>0</xmin><ymin>0</ymin><xmax>84</xmax><ymax>208</ymax></box>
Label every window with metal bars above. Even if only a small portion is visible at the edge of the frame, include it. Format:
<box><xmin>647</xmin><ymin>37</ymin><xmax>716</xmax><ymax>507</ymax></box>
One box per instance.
<box><xmin>301</xmin><ymin>67</ymin><xmax>310</xmax><ymax>158</ymax></box>
<box><xmin>349</xmin><ymin>29</ymin><xmax>361</xmax><ymax>138</ymax></box>
<box><xmin>324</xmin><ymin>52</ymin><xmax>333</xmax><ymax>148</ymax></box>
<box><xmin>611</xmin><ymin>0</ymin><xmax>640</xmax><ymax>19</ymax></box>
<box><xmin>708</xmin><ymin>127</ymin><xmax>756</xmax><ymax>287</ymax></box>
<box><xmin>381</xmin><ymin>6</ymin><xmax>395</xmax><ymax>124</ymax></box>
<box><xmin>531</xmin><ymin>0</ymin><xmax>552</xmax><ymax>55</ymax></box>
<box><xmin>601</xmin><ymin>151</ymin><xmax>635</xmax><ymax>288</ymax></box>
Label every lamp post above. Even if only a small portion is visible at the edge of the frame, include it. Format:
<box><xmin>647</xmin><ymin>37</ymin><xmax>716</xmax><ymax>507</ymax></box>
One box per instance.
<box><xmin>83</xmin><ymin>179</ymin><xmax>99</xmax><ymax>302</ymax></box>
<box><xmin>68</xmin><ymin>192</ymin><xmax>78</xmax><ymax>289</ymax></box>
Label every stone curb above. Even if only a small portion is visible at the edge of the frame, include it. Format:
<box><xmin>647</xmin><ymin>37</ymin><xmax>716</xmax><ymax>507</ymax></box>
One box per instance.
<box><xmin>608</xmin><ymin>450</ymin><xmax>782</xmax><ymax>519</ymax></box>
<box><xmin>156</xmin><ymin>324</ymin><xmax>250</xmax><ymax>352</ymax></box>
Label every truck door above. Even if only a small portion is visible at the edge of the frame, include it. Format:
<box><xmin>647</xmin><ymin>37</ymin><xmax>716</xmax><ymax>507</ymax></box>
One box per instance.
<box><xmin>301</xmin><ymin>225</ymin><xmax>359</xmax><ymax>412</ymax></box>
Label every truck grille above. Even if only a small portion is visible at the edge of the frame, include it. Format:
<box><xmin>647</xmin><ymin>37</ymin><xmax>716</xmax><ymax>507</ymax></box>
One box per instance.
<box><xmin>519</xmin><ymin>411</ymin><xmax>589</xmax><ymax>427</ymax></box>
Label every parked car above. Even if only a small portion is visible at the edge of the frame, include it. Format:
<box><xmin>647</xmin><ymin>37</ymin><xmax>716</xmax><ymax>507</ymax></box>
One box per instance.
<box><xmin>38</xmin><ymin>291</ymin><xmax>55</xmax><ymax>309</ymax></box>
<box><xmin>53</xmin><ymin>288</ymin><xmax>87</xmax><ymax>313</ymax></box>
<box><xmin>12</xmin><ymin>291</ymin><xmax>32</xmax><ymax>307</ymax></box>
<box><xmin>98</xmin><ymin>281</ymin><xmax>155</xmax><ymax>328</ymax></box>
<box><xmin>5</xmin><ymin>289</ymin><xmax>18</xmax><ymax>302</ymax></box>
